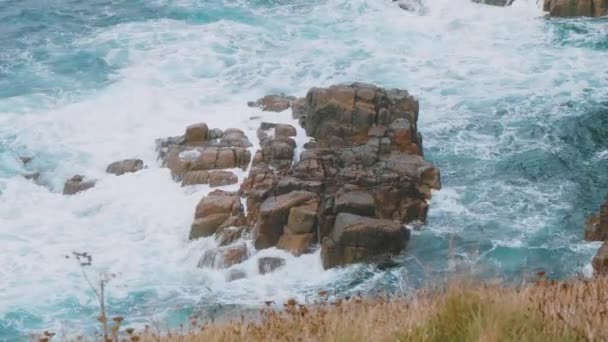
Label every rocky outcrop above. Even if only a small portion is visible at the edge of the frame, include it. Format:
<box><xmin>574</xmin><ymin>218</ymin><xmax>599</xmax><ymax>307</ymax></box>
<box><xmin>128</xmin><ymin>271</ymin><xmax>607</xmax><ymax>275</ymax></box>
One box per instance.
<box><xmin>106</xmin><ymin>159</ymin><xmax>144</xmax><ymax>176</ymax></box>
<box><xmin>543</xmin><ymin>0</ymin><xmax>607</xmax><ymax>17</ymax></box>
<box><xmin>63</xmin><ymin>175</ymin><xmax>96</xmax><ymax>195</ymax></box>
<box><xmin>177</xmin><ymin>83</ymin><xmax>439</xmax><ymax>270</ymax></box>
<box><xmin>190</xmin><ymin>190</ymin><xmax>246</xmax><ymax>240</ymax></box>
<box><xmin>157</xmin><ymin>124</ymin><xmax>252</xmax><ymax>185</ymax></box>
<box><xmin>585</xmin><ymin>201</ymin><xmax>608</xmax><ymax>241</ymax></box>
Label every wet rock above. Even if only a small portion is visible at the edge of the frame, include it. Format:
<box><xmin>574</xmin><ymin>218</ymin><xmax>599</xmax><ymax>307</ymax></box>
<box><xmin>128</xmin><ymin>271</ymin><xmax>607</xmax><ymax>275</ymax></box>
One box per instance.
<box><xmin>181</xmin><ymin>170</ymin><xmax>209</xmax><ymax>186</ymax></box>
<box><xmin>321</xmin><ymin>213</ymin><xmax>410</xmax><ymax>269</ymax></box>
<box><xmin>157</xmin><ymin>123</ymin><xmax>252</xmax><ymax>181</ymax></box>
<box><xmin>190</xmin><ymin>192</ymin><xmax>245</xmax><ymax>240</ymax></box>
<box><xmin>592</xmin><ymin>241</ymin><xmax>608</xmax><ymax>276</ymax></box>
<box><xmin>257</xmin><ymin>122</ymin><xmax>297</xmax><ymax>140</ymax></box>
<box><xmin>258</xmin><ymin>257</ymin><xmax>286</xmax><ymax>274</ymax></box>
<box><xmin>208</xmin><ymin>170</ymin><xmax>238</xmax><ymax>187</ymax></box>
<box><xmin>106</xmin><ymin>159</ymin><xmax>144</xmax><ymax>176</ymax></box>
<box><xmin>585</xmin><ymin>201</ymin><xmax>608</xmax><ymax>241</ymax></box>
<box><xmin>226</xmin><ymin>269</ymin><xmax>247</xmax><ymax>282</ymax></box>
<box><xmin>216</xmin><ymin>226</ymin><xmax>246</xmax><ymax>246</ymax></box>
<box><xmin>248</xmin><ymin>94</ymin><xmax>296</xmax><ymax>112</ymax></box>
<box><xmin>198</xmin><ymin>243</ymin><xmax>248</xmax><ymax>269</ymax></box>
<box><xmin>254</xmin><ymin>191</ymin><xmax>318</xmax><ymax>249</ymax></box>
<box><xmin>543</xmin><ymin>0</ymin><xmax>607</xmax><ymax>17</ymax></box>
<box><xmin>20</xmin><ymin>156</ymin><xmax>33</xmax><ymax>165</ymax></box>
<box><xmin>276</xmin><ymin>233</ymin><xmax>315</xmax><ymax>256</ymax></box>
<box><xmin>63</xmin><ymin>175</ymin><xmax>96</xmax><ymax>195</ymax></box>
<box><xmin>471</xmin><ymin>0</ymin><xmax>514</xmax><ymax>6</ymax></box>
<box><xmin>23</xmin><ymin>172</ymin><xmax>40</xmax><ymax>182</ymax></box>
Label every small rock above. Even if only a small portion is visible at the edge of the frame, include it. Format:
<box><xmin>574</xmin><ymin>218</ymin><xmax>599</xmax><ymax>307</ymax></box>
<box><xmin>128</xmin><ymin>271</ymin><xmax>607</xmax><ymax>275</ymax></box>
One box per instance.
<box><xmin>63</xmin><ymin>175</ymin><xmax>96</xmax><ymax>195</ymax></box>
<box><xmin>249</xmin><ymin>94</ymin><xmax>295</xmax><ymax>112</ymax></box>
<box><xmin>185</xmin><ymin>123</ymin><xmax>209</xmax><ymax>144</ymax></box>
<box><xmin>276</xmin><ymin>233</ymin><xmax>315</xmax><ymax>256</ymax></box>
<box><xmin>198</xmin><ymin>243</ymin><xmax>248</xmax><ymax>269</ymax></box>
<box><xmin>106</xmin><ymin>159</ymin><xmax>144</xmax><ymax>176</ymax></box>
<box><xmin>258</xmin><ymin>257</ymin><xmax>286</xmax><ymax>274</ymax></box>
<box><xmin>23</xmin><ymin>172</ymin><xmax>40</xmax><ymax>181</ymax></box>
<box><xmin>20</xmin><ymin>156</ymin><xmax>33</xmax><ymax>165</ymax></box>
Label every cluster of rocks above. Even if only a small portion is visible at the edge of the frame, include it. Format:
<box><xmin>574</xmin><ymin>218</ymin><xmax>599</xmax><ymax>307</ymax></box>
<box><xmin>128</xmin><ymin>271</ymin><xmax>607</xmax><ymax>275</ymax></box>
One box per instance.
<box><xmin>156</xmin><ymin>123</ymin><xmax>251</xmax><ymax>188</ymax></box>
<box><xmin>62</xmin><ymin>158</ymin><xmax>145</xmax><ymax>195</ymax></box>
<box><xmin>161</xmin><ymin>83</ymin><xmax>440</xmax><ymax>276</ymax></box>
<box><xmin>586</xmin><ymin>201</ymin><xmax>608</xmax><ymax>275</ymax></box>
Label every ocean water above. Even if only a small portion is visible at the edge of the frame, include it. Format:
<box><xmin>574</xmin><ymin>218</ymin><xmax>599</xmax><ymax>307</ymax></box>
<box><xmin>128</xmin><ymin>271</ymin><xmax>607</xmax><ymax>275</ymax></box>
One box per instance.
<box><xmin>1</xmin><ymin>0</ymin><xmax>607</xmax><ymax>339</ymax></box>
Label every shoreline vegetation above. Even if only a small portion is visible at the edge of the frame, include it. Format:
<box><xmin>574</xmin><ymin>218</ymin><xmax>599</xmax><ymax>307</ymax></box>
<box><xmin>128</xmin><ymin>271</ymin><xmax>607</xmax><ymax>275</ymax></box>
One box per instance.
<box><xmin>35</xmin><ymin>275</ymin><xmax>608</xmax><ymax>341</ymax></box>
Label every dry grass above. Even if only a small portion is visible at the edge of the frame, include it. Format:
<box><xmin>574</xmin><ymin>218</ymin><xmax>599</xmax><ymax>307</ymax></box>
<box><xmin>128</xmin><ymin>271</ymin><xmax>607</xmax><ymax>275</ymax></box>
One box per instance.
<box><xmin>113</xmin><ymin>276</ymin><xmax>608</xmax><ymax>342</ymax></box>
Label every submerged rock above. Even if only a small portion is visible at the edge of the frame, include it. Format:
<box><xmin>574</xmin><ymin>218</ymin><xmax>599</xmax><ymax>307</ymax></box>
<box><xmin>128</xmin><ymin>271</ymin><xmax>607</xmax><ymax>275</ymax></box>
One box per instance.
<box><xmin>248</xmin><ymin>94</ymin><xmax>296</xmax><ymax>112</ymax></box>
<box><xmin>106</xmin><ymin>159</ymin><xmax>144</xmax><ymax>176</ymax></box>
<box><xmin>258</xmin><ymin>257</ymin><xmax>286</xmax><ymax>274</ymax></box>
<box><xmin>543</xmin><ymin>0</ymin><xmax>607</xmax><ymax>17</ymax></box>
<box><xmin>63</xmin><ymin>175</ymin><xmax>96</xmax><ymax>195</ymax></box>
<box><xmin>198</xmin><ymin>243</ymin><xmax>249</xmax><ymax>269</ymax></box>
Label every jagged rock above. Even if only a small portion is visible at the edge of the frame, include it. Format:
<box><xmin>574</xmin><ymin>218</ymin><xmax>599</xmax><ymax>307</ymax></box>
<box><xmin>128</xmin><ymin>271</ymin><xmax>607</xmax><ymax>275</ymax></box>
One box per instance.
<box><xmin>190</xmin><ymin>192</ymin><xmax>245</xmax><ymax>240</ymax></box>
<box><xmin>248</xmin><ymin>94</ymin><xmax>296</xmax><ymax>112</ymax></box>
<box><xmin>276</xmin><ymin>233</ymin><xmax>315</xmax><ymax>256</ymax></box>
<box><xmin>258</xmin><ymin>257</ymin><xmax>286</xmax><ymax>274</ymax></box>
<box><xmin>198</xmin><ymin>243</ymin><xmax>248</xmax><ymax>269</ymax></box>
<box><xmin>543</xmin><ymin>0</ymin><xmax>607</xmax><ymax>17</ymax></box>
<box><xmin>63</xmin><ymin>175</ymin><xmax>96</xmax><ymax>195</ymax></box>
<box><xmin>106</xmin><ymin>159</ymin><xmax>144</xmax><ymax>176</ymax></box>
<box><xmin>321</xmin><ymin>213</ymin><xmax>410</xmax><ymax>269</ymax></box>
<box><xmin>208</xmin><ymin>170</ymin><xmax>238</xmax><ymax>187</ymax></box>
<box><xmin>254</xmin><ymin>191</ymin><xmax>318</xmax><ymax>249</ymax></box>
<box><xmin>585</xmin><ymin>201</ymin><xmax>608</xmax><ymax>241</ymax></box>
<box><xmin>592</xmin><ymin>241</ymin><xmax>608</xmax><ymax>276</ymax></box>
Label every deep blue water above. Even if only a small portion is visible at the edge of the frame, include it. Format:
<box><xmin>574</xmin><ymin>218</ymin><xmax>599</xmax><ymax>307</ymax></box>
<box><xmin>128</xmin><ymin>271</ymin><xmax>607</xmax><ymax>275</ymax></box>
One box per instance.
<box><xmin>1</xmin><ymin>0</ymin><xmax>607</xmax><ymax>340</ymax></box>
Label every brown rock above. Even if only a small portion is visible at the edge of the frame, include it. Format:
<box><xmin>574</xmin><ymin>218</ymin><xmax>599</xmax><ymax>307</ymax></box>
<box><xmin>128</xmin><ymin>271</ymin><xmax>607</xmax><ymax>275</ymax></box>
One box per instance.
<box><xmin>592</xmin><ymin>241</ymin><xmax>608</xmax><ymax>276</ymax></box>
<box><xmin>198</xmin><ymin>243</ymin><xmax>248</xmax><ymax>269</ymax></box>
<box><xmin>208</xmin><ymin>170</ymin><xmax>238</xmax><ymax>187</ymax></box>
<box><xmin>215</xmin><ymin>226</ymin><xmax>246</xmax><ymax>246</ymax></box>
<box><xmin>181</xmin><ymin>171</ymin><xmax>209</xmax><ymax>186</ymax></box>
<box><xmin>276</xmin><ymin>233</ymin><xmax>314</xmax><ymax>256</ymax></box>
<box><xmin>63</xmin><ymin>175</ymin><xmax>96</xmax><ymax>195</ymax></box>
<box><xmin>258</xmin><ymin>257</ymin><xmax>286</xmax><ymax>274</ymax></box>
<box><xmin>254</xmin><ymin>191</ymin><xmax>318</xmax><ymax>249</ymax></box>
<box><xmin>585</xmin><ymin>201</ymin><xmax>608</xmax><ymax>241</ymax></box>
<box><xmin>194</xmin><ymin>193</ymin><xmax>241</xmax><ymax>218</ymax></box>
<box><xmin>185</xmin><ymin>123</ymin><xmax>209</xmax><ymax>144</ymax></box>
<box><xmin>106</xmin><ymin>159</ymin><xmax>144</xmax><ymax>176</ymax></box>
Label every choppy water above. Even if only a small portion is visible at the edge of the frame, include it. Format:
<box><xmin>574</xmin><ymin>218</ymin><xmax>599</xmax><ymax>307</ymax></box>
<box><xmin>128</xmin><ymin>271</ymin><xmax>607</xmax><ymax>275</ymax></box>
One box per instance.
<box><xmin>1</xmin><ymin>0</ymin><xmax>607</xmax><ymax>339</ymax></box>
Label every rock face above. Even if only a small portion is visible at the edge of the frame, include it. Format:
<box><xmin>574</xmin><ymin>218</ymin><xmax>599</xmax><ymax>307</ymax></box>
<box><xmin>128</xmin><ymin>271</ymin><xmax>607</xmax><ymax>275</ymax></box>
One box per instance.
<box><xmin>156</xmin><ymin>124</ymin><xmax>252</xmax><ymax>185</ymax></box>
<box><xmin>63</xmin><ymin>175</ymin><xmax>96</xmax><ymax>195</ymax></box>
<box><xmin>198</xmin><ymin>243</ymin><xmax>249</xmax><ymax>269</ymax></box>
<box><xmin>175</xmin><ymin>83</ymin><xmax>440</xmax><ymax>270</ymax></box>
<box><xmin>106</xmin><ymin>159</ymin><xmax>144</xmax><ymax>176</ymax></box>
<box><xmin>321</xmin><ymin>213</ymin><xmax>410</xmax><ymax>269</ymax></box>
<box><xmin>543</xmin><ymin>0</ymin><xmax>607</xmax><ymax>17</ymax></box>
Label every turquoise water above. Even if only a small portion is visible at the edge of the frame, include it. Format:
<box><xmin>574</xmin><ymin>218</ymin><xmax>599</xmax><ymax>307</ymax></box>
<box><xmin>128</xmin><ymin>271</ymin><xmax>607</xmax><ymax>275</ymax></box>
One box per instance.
<box><xmin>1</xmin><ymin>0</ymin><xmax>607</xmax><ymax>339</ymax></box>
